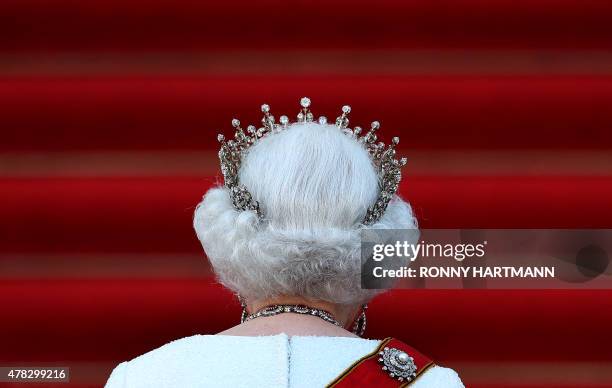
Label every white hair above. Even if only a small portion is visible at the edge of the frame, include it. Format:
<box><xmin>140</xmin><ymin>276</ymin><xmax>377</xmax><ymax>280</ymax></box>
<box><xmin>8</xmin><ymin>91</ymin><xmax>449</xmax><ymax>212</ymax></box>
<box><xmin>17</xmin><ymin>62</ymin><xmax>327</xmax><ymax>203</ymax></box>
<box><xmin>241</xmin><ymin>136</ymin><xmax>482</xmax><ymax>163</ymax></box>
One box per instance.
<box><xmin>194</xmin><ymin>122</ymin><xmax>417</xmax><ymax>306</ymax></box>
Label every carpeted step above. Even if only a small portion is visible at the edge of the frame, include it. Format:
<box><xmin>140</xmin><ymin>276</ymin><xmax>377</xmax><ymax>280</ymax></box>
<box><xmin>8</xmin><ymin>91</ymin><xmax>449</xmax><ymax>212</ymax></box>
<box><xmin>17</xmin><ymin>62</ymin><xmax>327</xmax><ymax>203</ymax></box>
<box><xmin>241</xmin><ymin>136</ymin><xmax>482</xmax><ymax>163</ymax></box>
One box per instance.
<box><xmin>2</xmin><ymin>75</ymin><xmax>612</xmax><ymax>151</ymax></box>
<box><xmin>1</xmin><ymin>279</ymin><xmax>610</xmax><ymax>363</ymax></box>
<box><xmin>1</xmin><ymin>0</ymin><xmax>612</xmax><ymax>51</ymax></box>
<box><xmin>1</xmin><ymin>175</ymin><xmax>611</xmax><ymax>254</ymax></box>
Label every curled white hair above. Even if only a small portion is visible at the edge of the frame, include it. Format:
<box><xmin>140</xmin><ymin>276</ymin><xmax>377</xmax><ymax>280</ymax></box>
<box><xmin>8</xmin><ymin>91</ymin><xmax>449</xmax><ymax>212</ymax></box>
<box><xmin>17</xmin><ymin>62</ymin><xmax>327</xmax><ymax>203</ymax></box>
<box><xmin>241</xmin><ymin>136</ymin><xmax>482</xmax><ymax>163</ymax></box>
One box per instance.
<box><xmin>194</xmin><ymin>122</ymin><xmax>417</xmax><ymax>306</ymax></box>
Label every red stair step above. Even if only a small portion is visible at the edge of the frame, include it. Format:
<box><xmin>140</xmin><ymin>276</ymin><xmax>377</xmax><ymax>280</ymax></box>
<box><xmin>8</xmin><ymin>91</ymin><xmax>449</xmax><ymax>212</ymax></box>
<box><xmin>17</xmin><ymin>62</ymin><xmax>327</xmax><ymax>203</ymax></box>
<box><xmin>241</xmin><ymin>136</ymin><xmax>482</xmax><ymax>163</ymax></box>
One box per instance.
<box><xmin>1</xmin><ymin>0</ymin><xmax>612</xmax><ymax>51</ymax></box>
<box><xmin>2</xmin><ymin>75</ymin><xmax>612</xmax><ymax>151</ymax></box>
<box><xmin>1</xmin><ymin>279</ymin><xmax>610</xmax><ymax>362</ymax></box>
<box><xmin>1</xmin><ymin>175</ymin><xmax>611</xmax><ymax>254</ymax></box>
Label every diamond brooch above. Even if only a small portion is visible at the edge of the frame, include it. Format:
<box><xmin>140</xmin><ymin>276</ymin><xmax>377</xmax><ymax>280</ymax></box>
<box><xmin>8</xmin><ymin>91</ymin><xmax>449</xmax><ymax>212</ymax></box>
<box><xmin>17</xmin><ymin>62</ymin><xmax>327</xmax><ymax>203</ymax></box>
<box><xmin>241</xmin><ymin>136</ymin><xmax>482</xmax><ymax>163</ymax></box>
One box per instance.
<box><xmin>378</xmin><ymin>347</ymin><xmax>417</xmax><ymax>382</ymax></box>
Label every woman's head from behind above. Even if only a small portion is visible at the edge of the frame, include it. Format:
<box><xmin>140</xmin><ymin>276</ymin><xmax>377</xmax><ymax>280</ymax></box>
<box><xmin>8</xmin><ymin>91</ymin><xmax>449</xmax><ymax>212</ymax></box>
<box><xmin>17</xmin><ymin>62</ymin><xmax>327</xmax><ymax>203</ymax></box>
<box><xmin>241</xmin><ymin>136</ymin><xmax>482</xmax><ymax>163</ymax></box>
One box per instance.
<box><xmin>194</xmin><ymin>120</ymin><xmax>417</xmax><ymax>311</ymax></box>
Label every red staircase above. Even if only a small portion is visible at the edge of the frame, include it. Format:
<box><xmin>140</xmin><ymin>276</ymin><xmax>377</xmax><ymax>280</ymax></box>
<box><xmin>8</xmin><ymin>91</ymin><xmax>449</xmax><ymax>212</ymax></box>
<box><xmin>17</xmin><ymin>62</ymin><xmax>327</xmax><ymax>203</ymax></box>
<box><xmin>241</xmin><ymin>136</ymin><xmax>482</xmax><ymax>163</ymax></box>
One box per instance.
<box><xmin>1</xmin><ymin>1</ymin><xmax>612</xmax><ymax>387</ymax></box>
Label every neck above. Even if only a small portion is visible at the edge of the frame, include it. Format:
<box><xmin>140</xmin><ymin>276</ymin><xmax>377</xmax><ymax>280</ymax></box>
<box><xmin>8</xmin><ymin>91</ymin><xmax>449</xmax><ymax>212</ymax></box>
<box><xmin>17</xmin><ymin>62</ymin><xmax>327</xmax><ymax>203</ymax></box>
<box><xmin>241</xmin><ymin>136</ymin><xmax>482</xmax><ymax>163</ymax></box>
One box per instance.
<box><xmin>215</xmin><ymin>295</ymin><xmax>361</xmax><ymax>338</ymax></box>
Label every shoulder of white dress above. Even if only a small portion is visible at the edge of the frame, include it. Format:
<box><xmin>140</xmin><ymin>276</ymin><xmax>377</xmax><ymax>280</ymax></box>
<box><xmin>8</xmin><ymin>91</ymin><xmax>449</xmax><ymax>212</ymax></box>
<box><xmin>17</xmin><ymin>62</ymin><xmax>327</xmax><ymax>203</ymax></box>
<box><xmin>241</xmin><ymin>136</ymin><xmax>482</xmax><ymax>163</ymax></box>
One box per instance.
<box><xmin>106</xmin><ymin>335</ymin><xmax>207</xmax><ymax>376</ymax></box>
<box><xmin>105</xmin><ymin>334</ymin><xmax>292</xmax><ymax>387</ymax></box>
<box><xmin>126</xmin><ymin>334</ymin><xmax>214</xmax><ymax>371</ymax></box>
<box><xmin>104</xmin><ymin>361</ymin><xmax>128</xmax><ymax>388</ymax></box>
<box><xmin>415</xmin><ymin>365</ymin><xmax>464</xmax><ymax>388</ymax></box>
<box><xmin>110</xmin><ymin>334</ymin><xmax>290</xmax><ymax>374</ymax></box>
<box><xmin>104</xmin><ymin>335</ymin><xmax>216</xmax><ymax>387</ymax></box>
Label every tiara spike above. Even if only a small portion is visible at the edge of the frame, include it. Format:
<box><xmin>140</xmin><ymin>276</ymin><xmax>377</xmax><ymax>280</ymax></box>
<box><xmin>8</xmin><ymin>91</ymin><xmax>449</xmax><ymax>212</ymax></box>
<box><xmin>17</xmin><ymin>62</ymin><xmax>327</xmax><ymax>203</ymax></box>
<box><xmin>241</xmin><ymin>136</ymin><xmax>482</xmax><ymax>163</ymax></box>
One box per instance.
<box><xmin>234</xmin><ymin>128</ymin><xmax>247</xmax><ymax>143</ymax></box>
<box><xmin>280</xmin><ymin>115</ymin><xmax>289</xmax><ymax>129</ymax></box>
<box><xmin>361</xmin><ymin>120</ymin><xmax>381</xmax><ymax>145</ymax></box>
<box><xmin>259</xmin><ymin>103</ymin><xmax>276</xmax><ymax>133</ymax></box>
<box><xmin>335</xmin><ymin>105</ymin><xmax>351</xmax><ymax>129</ymax></box>
<box><xmin>217</xmin><ymin>97</ymin><xmax>409</xmax><ymax>225</ymax></box>
<box><xmin>298</xmin><ymin>96</ymin><xmax>314</xmax><ymax>122</ymax></box>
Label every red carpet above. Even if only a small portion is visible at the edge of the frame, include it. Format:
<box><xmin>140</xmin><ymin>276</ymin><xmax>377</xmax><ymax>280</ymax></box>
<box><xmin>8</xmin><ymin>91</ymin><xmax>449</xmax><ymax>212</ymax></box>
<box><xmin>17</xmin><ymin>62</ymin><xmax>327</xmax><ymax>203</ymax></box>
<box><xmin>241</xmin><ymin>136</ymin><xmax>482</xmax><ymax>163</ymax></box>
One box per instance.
<box><xmin>2</xmin><ymin>0</ymin><xmax>612</xmax><ymax>51</ymax></box>
<box><xmin>1</xmin><ymin>176</ymin><xmax>612</xmax><ymax>254</ymax></box>
<box><xmin>2</xmin><ymin>280</ymin><xmax>611</xmax><ymax>362</ymax></box>
<box><xmin>2</xmin><ymin>76</ymin><xmax>612</xmax><ymax>151</ymax></box>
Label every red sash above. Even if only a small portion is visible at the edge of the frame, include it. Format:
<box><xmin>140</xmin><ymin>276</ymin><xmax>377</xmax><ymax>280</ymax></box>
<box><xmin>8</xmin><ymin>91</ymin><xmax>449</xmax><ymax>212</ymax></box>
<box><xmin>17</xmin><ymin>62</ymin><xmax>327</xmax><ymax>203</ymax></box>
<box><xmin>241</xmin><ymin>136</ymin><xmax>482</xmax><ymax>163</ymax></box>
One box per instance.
<box><xmin>326</xmin><ymin>338</ymin><xmax>434</xmax><ymax>387</ymax></box>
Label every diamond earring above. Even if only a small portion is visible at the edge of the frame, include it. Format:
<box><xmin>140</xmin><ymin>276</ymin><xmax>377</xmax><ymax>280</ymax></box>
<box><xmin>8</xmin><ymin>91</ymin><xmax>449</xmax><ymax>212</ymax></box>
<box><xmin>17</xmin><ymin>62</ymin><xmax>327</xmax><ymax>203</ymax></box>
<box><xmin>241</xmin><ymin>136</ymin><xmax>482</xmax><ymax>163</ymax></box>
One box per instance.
<box><xmin>352</xmin><ymin>304</ymin><xmax>368</xmax><ymax>336</ymax></box>
<box><xmin>238</xmin><ymin>295</ymin><xmax>248</xmax><ymax>324</ymax></box>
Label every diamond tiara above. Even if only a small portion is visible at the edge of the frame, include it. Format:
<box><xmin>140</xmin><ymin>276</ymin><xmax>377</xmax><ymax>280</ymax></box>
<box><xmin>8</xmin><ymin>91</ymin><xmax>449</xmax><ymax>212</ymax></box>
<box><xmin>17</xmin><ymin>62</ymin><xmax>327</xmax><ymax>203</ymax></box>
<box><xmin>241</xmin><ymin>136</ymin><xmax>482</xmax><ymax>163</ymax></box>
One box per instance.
<box><xmin>216</xmin><ymin>97</ymin><xmax>408</xmax><ymax>225</ymax></box>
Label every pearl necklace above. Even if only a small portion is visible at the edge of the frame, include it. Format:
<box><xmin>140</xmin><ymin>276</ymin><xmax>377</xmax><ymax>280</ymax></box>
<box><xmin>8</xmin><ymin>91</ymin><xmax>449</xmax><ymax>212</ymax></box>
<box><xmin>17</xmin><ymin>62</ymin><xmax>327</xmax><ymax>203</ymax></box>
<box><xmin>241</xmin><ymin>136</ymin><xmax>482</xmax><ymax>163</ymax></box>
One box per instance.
<box><xmin>243</xmin><ymin>304</ymin><xmax>342</xmax><ymax>327</ymax></box>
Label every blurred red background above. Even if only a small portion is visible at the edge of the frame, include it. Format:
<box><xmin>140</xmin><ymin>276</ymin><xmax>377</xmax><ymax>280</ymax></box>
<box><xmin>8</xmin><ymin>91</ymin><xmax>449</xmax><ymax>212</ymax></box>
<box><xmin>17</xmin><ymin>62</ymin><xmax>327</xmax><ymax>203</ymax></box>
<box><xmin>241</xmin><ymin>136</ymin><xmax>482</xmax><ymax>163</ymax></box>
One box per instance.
<box><xmin>1</xmin><ymin>1</ymin><xmax>612</xmax><ymax>387</ymax></box>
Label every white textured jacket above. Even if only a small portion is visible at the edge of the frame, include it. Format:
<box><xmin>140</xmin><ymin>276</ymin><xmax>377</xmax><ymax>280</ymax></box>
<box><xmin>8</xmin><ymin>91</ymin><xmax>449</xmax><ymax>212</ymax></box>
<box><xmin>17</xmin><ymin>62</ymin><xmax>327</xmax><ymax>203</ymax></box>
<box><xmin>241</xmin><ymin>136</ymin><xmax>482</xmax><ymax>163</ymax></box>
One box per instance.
<box><xmin>105</xmin><ymin>334</ymin><xmax>464</xmax><ymax>388</ymax></box>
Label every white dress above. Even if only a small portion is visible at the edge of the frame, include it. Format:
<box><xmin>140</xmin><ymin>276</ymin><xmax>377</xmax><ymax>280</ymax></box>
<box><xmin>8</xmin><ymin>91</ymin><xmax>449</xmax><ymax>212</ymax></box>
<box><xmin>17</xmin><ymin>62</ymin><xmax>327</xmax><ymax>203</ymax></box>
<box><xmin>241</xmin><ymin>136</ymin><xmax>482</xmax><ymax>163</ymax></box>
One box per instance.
<box><xmin>105</xmin><ymin>334</ymin><xmax>464</xmax><ymax>388</ymax></box>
